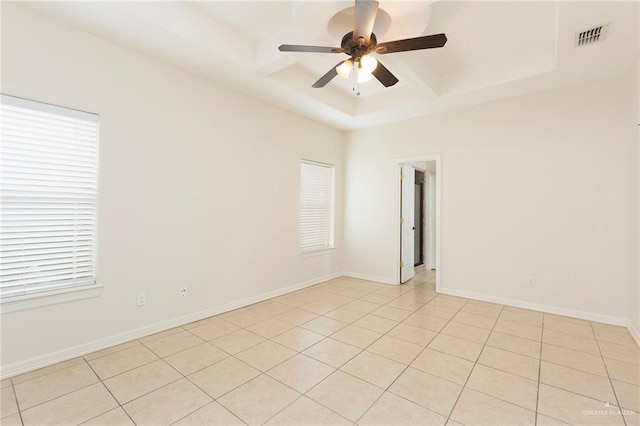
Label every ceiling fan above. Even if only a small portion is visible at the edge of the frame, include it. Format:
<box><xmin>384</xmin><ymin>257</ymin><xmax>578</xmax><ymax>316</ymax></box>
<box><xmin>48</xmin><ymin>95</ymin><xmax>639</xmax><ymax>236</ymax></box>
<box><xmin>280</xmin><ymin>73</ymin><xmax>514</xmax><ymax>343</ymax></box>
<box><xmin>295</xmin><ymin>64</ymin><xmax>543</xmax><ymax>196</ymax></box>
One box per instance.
<box><xmin>278</xmin><ymin>0</ymin><xmax>447</xmax><ymax>92</ymax></box>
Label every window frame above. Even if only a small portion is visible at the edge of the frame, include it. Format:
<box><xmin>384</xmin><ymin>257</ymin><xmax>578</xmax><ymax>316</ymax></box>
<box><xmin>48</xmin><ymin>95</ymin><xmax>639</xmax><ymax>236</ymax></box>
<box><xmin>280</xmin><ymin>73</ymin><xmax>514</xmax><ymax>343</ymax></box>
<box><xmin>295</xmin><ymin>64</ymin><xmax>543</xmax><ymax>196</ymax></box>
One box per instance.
<box><xmin>0</xmin><ymin>95</ymin><xmax>102</xmax><ymax>313</ymax></box>
<box><xmin>299</xmin><ymin>159</ymin><xmax>336</xmax><ymax>254</ymax></box>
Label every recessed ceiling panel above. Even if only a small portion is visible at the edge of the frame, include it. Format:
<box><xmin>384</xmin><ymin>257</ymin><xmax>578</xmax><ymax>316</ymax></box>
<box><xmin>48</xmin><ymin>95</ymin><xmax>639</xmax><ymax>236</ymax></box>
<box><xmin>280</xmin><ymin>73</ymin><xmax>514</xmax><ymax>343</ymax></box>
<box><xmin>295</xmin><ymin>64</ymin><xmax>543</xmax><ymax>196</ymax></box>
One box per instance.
<box><xmin>12</xmin><ymin>1</ymin><xmax>640</xmax><ymax>130</ymax></box>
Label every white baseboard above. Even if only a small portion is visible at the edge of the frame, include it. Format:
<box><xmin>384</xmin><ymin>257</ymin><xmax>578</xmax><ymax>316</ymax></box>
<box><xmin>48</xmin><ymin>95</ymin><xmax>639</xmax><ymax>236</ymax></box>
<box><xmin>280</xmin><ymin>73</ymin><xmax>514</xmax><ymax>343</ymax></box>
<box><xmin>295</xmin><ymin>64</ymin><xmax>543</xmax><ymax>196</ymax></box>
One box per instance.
<box><xmin>628</xmin><ymin>323</ymin><xmax>640</xmax><ymax>348</ymax></box>
<box><xmin>1</xmin><ymin>272</ymin><xmax>342</xmax><ymax>379</ymax></box>
<box><xmin>343</xmin><ymin>271</ymin><xmax>397</xmax><ymax>285</ymax></box>
<box><xmin>438</xmin><ymin>287</ymin><xmax>627</xmax><ymax>326</ymax></box>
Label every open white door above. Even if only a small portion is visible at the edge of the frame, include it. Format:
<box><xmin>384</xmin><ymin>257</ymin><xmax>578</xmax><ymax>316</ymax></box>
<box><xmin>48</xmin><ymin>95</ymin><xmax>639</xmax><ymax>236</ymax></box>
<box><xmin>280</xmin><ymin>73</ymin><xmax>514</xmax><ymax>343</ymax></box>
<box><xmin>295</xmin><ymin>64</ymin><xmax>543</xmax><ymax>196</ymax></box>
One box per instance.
<box><xmin>400</xmin><ymin>164</ymin><xmax>415</xmax><ymax>283</ymax></box>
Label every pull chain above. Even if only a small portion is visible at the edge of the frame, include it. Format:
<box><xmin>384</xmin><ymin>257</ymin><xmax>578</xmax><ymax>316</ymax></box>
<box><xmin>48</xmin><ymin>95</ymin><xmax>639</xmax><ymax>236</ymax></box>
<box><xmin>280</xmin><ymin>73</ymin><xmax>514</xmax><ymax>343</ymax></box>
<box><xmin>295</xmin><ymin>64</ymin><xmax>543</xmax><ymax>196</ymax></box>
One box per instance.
<box><xmin>353</xmin><ymin>60</ymin><xmax>361</xmax><ymax>96</ymax></box>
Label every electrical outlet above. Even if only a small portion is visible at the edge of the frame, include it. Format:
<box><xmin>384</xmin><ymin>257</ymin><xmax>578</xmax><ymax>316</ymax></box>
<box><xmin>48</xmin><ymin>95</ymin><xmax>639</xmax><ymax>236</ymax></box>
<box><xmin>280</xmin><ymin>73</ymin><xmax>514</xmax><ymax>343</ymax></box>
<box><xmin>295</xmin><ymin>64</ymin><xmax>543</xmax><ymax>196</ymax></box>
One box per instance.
<box><xmin>528</xmin><ymin>276</ymin><xmax>535</xmax><ymax>286</ymax></box>
<box><xmin>137</xmin><ymin>292</ymin><xmax>146</xmax><ymax>306</ymax></box>
<box><xmin>179</xmin><ymin>286</ymin><xmax>187</xmax><ymax>297</ymax></box>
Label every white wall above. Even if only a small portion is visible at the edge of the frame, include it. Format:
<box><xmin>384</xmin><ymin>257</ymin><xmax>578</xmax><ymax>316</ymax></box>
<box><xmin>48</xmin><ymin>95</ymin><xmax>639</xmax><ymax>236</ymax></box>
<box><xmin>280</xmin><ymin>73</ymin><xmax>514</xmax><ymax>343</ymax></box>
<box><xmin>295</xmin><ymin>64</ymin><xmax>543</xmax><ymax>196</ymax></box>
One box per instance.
<box><xmin>0</xmin><ymin>4</ymin><xmax>344</xmax><ymax>374</ymax></box>
<box><xmin>630</xmin><ymin>58</ymin><xmax>640</xmax><ymax>342</ymax></box>
<box><xmin>344</xmin><ymin>76</ymin><xmax>632</xmax><ymax>324</ymax></box>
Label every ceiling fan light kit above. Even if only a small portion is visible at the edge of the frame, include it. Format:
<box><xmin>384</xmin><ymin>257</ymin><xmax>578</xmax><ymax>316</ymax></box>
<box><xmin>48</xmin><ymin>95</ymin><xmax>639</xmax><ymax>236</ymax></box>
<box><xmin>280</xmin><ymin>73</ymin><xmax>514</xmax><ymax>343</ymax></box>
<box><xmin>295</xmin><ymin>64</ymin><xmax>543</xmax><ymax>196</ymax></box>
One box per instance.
<box><xmin>360</xmin><ymin>55</ymin><xmax>378</xmax><ymax>74</ymax></box>
<box><xmin>357</xmin><ymin>67</ymin><xmax>372</xmax><ymax>83</ymax></box>
<box><xmin>336</xmin><ymin>59</ymin><xmax>353</xmax><ymax>79</ymax></box>
<box><xmin>278</xmin><ymin>0</ymin><xmax>448</xmax><ymax>95</ymax></box>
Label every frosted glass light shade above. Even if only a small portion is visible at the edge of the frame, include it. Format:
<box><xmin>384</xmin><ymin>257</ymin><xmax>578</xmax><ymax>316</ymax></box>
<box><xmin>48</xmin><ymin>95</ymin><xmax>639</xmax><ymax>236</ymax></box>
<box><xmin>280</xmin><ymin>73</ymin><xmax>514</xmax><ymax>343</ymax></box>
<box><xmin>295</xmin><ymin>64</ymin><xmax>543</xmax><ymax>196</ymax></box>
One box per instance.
<box><xmin>360</xmin><ymin>55</ymin><xmax>378</xmax><ymax>73</ymax></box>
<box><xmin>357</xmin><ymin>71</ymin><xmax>373</xmax><ymax>83</ymax></box>
<box><xmin>336</xmin><ymin>60</ymin><xmax>353</xmax><ymax>79</ymax></box>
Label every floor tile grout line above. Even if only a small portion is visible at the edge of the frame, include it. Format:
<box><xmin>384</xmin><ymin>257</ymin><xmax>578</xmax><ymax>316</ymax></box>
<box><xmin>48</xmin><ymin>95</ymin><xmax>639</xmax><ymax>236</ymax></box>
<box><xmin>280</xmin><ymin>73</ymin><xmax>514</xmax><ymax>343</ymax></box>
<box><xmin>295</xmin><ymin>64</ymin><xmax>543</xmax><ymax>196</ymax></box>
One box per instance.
<box><xmin>379</xmin><ymin>386</ymin><xmax>453</xmax><ymax>424</ymax></box>
<box><xmin>215</xmin><ymin>280</ymin><xmax>419</xmax><ymax>424</ymax></box>
<box><xmin>483</xmin><ymin>337</ymin><xmax>541</xmax><ymax>361</ymax></box>
<box><xmin>19</xmin><ymin>274</ymin><xmax>613</xmax><ymax>426</ymax></box>
<box><xmin>89</xmin><ymin>348</ymin><xmax>163</xmax><ymax>381</ymax></box>
<box><xmin>16</xmin><ymin>380</ymin><xmax>101</xmax><ymax>416</ymax></box>
<box><xmin>82</xmin><ymin>340</ymin><xmax>143</xmax><ymax>363</ymax></box>
<box><xmin>184</xmin><ymin>357</ymin><xmax>261</xmax><ymax>403</ymax></box>
<box><xmin>137</xmin><ymin>326</ymin><xmax>184</xmax><ymax>345</ymax></box>
<box><xmin>411</xmin><ymin>347</ymin><xmax>537</xmax><ymax>388</ymax></box>
<box><xmin>82</xmin><ymin>359</ymin><xmax>137</xmax><ymax>426</ymax></box>
<box><xmin>280</xmin><ymin>276</ymin><xmax>450</xmax><ymax>416</ymax></box>
<box><xmin>353</xmin><ymin>295</ymin><xmax>471</xmax><ymax>425</ymax></box>
<box><xmin>443</xmin><ymin>302</ymin><xmax>506</xmax><ymax>426</ymax></box>
<box><xmin>121</xmin><ymin>337</ymin><xmax>255</xmax><ymax>425</ymax></box>
<box><xmin>439</xmin><ymin>323</ymin><xmax>495</xmax><ymax>345</ymax></box>
<box><xmin>10</xmin><ymin>376</ymin><xmax>25</xmax><ymax>426</ymax></box>
<box><xmin>539</xmin><ymin>381</ymin><xmax>629</xmax><ymax>407</ymax></box>
<box><xmin>110</xmin><ymin>318</ymin><xmax>328</xmax><ymax>380</ymax></box>
<box><xmin>450</xmin><ymin>361</ymin><xmax>544</xmax><ymax>412</ymax></box>
<box><xmin>1</xmin><ymin>277</ymin><xmax>413</xmax><ymax>382</ymax></box>
<box><xmin>209</xmin><ymin>318</ymin><xmax>338</xmax><ymax>400</ymax></box>
<box><xmin>10</xmin><ymin>294</ymin><xmax>429</xmax><ymax>420</ymax></box>
<box><xmin>179</xmin><ymin>283</ymin><xmax>393</xmax><ymax>410</ymax></box>
<box><xmin>167</xmin><ymin>400</ymin><xmax>247</xmax><ymax>426</ymax></box>
<box><xmin>535</xmin><ymin>354</ymin><xmax>611</xmax><ymax>379</ymax></box>
<box><xmin>263</xmin><ymin>282</ymin><xmax>438</xmax><ymax>424</ymax></box>
<box><xmin>596</xmin><ymin>339</ymin><xmax>640</xmax><ymax>351</ymax></box>
<box><xmin>535</xmin><ymin>333</ymin><xmax>639</xmax><ymax>404</ymax></box>
<box><xmin>294</xmin><ymin>292</ymin><xmax>434</xmax><ymax>423</ymax></box>
<box><xmin>140</xmin><ymin>342</ymin><xmax>232</xmax><ymax>380</ymax></box>
<box><xmin>10</xmin><ymin>358</ymin><xmax>86</xmax><ymax>387</ymax></box>
<box><xmin>110</xmin><ymin>341</ymin><xmax>212</xmax><ymax>418</ymax></box>
<box><xmin>8</xmin><ymin>277</ymin><xmax>375</xmax><ymax>423</ymax></box>
<box><xmin>115</xmin><ymin>375</ymin><xmax>185</xmax><ymax>407</ymax></box>
<box><xmin>589</xmin><ymin>321</ymin><xmax>628</xmax><ymax>426</ymax></box>
<box><xmin>259</xmin><ymin>388</ymin><xmax>345</xmax><ymax>425</ymax></box>
<box><xmin>534</xmin><ymin>311</ymin><xmax>545</xmax><ymax>425</ymax></box>
<box><xmin>490</xmin><ymin>329</ymin><xmax>543</xmax><ymax>344</ymax></box>
<box><xmin>13</xmin><ymin>360</ymin><xmax>107</xmax><ymax>414</ymax></box>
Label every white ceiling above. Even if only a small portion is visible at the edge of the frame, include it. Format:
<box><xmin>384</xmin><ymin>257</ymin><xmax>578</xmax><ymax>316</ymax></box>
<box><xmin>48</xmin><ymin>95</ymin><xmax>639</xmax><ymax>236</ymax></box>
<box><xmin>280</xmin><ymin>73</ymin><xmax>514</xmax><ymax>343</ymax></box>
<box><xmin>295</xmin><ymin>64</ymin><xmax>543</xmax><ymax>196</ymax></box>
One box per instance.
<box><xmin>16</xmin><ymin>1</ymin><xmax>640</xmax><ymax>130</ymax></box>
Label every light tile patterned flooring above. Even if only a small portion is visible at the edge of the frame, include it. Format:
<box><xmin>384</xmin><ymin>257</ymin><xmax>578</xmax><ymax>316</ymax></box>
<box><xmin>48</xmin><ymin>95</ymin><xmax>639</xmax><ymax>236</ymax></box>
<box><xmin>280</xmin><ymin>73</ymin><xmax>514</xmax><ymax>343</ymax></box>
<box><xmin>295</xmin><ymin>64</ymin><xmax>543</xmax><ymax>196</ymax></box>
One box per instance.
<box><xmin>2</xmin><ymin>271</ymin><xmax>639</xmax><ymax>425</ymax></box>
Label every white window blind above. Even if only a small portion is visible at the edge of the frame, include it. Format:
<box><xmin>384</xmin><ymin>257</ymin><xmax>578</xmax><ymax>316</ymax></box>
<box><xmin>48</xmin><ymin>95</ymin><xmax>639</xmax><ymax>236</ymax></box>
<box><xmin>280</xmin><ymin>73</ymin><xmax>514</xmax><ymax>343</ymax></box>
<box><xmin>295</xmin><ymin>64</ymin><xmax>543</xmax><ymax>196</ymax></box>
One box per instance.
<box><xmin>0</xmin><ymin>95</ymin><xmax>99</xmax><ymax>300</ymax></box>
<box><xmin>300</xmin><ymin>160</ymin><xmax>334</xmax><ymax>251</ymax></box>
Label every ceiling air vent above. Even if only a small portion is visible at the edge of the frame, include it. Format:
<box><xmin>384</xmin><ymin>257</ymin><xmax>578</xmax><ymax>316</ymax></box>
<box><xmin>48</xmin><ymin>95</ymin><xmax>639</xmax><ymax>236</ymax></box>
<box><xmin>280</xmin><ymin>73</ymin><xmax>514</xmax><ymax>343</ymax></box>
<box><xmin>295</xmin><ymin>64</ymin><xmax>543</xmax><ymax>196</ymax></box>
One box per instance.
<box><xmin>575</xmin><ymin>24</ymin><xmax>608</xmax><ymax>47</ymax></box>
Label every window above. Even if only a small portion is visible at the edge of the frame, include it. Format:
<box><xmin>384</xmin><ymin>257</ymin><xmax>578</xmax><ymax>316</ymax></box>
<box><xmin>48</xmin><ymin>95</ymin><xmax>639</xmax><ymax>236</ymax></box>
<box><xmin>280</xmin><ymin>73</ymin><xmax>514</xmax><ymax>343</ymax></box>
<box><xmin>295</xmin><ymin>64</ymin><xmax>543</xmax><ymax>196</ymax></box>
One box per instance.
<box><xmin>299</xmin><ymin>160</ymin><xmax>334</xmax><ymax>252</ymax></box>
<box><xmin>0</xmin><ymin>95</ymin><xmax>99</xmax><ymax>308</ymax></box>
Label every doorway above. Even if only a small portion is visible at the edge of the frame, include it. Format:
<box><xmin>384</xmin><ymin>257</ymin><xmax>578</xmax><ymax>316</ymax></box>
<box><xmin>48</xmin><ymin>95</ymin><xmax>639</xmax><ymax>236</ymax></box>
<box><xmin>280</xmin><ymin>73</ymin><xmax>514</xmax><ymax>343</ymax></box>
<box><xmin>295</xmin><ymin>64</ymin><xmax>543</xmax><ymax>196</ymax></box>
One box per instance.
<box><xmin>396</xmin><ymin>154</ymin><xmax>440</xmax><ymax>289</ymax></box>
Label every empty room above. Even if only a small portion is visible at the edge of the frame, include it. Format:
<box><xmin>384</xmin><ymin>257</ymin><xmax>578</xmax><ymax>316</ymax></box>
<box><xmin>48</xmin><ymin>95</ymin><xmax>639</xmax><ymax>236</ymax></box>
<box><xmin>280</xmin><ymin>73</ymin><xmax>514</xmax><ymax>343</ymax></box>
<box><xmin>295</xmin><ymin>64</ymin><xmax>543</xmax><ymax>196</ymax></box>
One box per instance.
<box><xmin>0</xmin><ymin>1</ymin><xmax>639</xmax><ymax>425</ymax></box>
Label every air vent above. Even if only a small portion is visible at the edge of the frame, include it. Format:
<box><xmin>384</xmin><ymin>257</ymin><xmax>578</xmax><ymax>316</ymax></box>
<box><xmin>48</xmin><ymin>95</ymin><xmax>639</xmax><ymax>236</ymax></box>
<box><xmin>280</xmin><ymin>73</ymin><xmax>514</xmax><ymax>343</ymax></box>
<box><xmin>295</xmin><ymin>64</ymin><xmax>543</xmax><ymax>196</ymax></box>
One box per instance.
<box><xmin>575</xmin><ymin>24</ymin><xmax>608</xmax><ymax>47</ymax></box>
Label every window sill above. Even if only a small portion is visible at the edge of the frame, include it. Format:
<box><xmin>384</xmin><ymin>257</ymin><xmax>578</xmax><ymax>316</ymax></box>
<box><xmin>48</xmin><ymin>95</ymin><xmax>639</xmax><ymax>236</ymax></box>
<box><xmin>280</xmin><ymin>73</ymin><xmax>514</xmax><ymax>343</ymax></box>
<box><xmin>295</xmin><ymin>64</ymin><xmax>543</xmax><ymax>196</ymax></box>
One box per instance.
<box><xmin>300</xmin><ymin>246</ymin><xmax>336</xmax><ymax>258</ymax></box>
<box><xmin>0</xmin><ymin>284</ymin><xmax>103</xmax><ymax>314</ymax></box>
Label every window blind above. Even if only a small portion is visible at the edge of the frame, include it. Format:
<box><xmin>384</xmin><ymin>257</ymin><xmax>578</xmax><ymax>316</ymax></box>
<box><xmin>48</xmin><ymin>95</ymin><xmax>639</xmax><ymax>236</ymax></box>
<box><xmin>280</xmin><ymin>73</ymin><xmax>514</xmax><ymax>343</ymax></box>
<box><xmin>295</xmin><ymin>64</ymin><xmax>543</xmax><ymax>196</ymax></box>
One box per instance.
<box><xmin>300</xmin><ymin>160</ymin><xmax>334</xmax><ymax>251</ymax></box>
<box><xmin>0</xmin><ymin>95</ymin><xmax>99</xmax><ymax>299</ymax></box>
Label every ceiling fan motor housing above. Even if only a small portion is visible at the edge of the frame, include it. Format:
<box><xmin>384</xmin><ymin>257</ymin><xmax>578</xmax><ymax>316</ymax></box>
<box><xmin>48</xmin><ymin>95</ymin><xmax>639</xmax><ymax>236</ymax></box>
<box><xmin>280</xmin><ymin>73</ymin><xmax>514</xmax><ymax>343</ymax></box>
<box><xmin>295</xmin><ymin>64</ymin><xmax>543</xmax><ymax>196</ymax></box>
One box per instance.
<box><xmin>341</xmin><ymin>31</ymin><xmax>377</xmax><ymax>59</ymax></box>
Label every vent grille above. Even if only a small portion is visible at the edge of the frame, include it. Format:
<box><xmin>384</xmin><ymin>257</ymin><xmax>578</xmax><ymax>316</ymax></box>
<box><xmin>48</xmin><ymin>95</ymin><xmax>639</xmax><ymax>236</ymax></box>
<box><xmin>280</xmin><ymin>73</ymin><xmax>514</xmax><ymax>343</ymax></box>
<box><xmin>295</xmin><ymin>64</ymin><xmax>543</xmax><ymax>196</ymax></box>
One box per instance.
<box><xmin>576</xmin><ymin>24</ymin><xmax>608</xmax><ymax>47</ymax></box>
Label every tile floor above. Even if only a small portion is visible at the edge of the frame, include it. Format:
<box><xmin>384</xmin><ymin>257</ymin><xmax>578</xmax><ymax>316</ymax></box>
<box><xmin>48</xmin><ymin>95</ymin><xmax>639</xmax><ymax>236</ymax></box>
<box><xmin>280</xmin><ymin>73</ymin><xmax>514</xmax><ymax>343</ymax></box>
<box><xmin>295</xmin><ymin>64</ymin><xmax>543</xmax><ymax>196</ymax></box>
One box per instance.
<box><xmin>1</xmin><ymin>271</ymin><xmax>639</xmax><ymax>425</ymax></box>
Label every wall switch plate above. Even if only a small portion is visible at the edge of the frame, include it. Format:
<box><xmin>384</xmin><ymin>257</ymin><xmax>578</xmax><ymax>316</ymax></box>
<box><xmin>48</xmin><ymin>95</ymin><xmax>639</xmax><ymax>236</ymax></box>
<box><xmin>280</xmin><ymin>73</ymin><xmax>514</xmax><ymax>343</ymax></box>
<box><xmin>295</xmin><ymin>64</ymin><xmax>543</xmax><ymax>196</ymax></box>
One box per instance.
<box><xmin>528</xmin><ymin>276</ymin><xmax>535</xmax><ymax>286</ymax></box>
<box><xmin>137</xmin><ymin>293</ymin><xmax>146</xmax><ymax>306</ymax></box>
<box><xmin>179</xmin><ymin>286</ymin><xmax>187</xmax><ymax>297</ymax></box>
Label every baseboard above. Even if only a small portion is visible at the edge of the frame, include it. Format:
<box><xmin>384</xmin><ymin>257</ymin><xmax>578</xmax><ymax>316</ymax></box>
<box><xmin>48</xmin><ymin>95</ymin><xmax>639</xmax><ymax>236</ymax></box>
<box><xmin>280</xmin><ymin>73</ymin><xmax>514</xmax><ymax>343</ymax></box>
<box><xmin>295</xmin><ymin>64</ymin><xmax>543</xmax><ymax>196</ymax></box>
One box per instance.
<box><xmin>343</xmin><ymin>271</ymin><xmax>397</xmax><ymax>285</ymax></box>
<box><xmin>438</xmin><ymin>287</ymin><xmax>627</xmax><ymax>326</ymax></box>
<box><xmin>0</xmin><ymin>272</ymin><xmax>342</xmax><ymax>379</ymax></box>
<box><xmin>628</xmin><ymin>323</ymin><xmax>640</xmax><ymax>348</ymax></box>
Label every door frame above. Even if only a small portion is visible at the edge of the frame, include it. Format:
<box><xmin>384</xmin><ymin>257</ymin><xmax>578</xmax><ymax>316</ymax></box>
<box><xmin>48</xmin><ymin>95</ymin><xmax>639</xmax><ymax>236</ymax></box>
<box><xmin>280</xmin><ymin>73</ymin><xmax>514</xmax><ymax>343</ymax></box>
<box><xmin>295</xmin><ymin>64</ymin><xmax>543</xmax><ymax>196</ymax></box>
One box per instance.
<box><xmin>414</xmin><ymin>169</ymin><xmax>425</xmax><ymax>267</ymax></box>
<box><xmin>394</xmin><ymin>154</ymin><xmax>441</xmax><ymax>290</ymax></box>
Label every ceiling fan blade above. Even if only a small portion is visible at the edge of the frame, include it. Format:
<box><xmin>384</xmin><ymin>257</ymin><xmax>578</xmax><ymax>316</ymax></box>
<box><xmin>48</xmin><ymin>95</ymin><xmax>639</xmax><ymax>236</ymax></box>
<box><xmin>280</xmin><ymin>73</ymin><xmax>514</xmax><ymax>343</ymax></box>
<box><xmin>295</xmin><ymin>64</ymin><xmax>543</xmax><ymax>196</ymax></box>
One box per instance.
<box><xmin>353</xmin><ymin>0</ymin><xmax>379</xmax><ymax>43</ymax></box>
<box><xmin>376</xmin><ymin>33</ymin><xmax>447</xmax><ymax>54</ymax></box>
<box><xmin>312</xmin><ymin>61</ymin><xmax>345</xmax><ymax>88</ymax></box>
<box><xmin>372</xmin><ymin>61</ymin><xmax>399</xmax><ymax>87</ymax></box>
<box><xmin>279</xmin><ymin>44</ymin><xmax>344</xmax><ymax>53</ymax></box>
